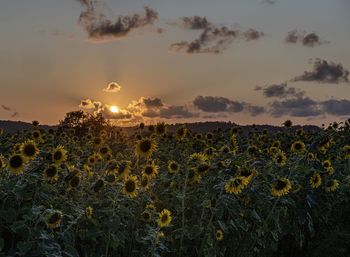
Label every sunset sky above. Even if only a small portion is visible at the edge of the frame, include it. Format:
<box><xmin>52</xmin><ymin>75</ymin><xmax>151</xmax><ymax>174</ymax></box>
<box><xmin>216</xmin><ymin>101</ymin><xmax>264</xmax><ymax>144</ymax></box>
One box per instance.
<box><xmin>0</xmin><ymin>0</ymin><xmax>349</xmax><ymax>126</ymax></box>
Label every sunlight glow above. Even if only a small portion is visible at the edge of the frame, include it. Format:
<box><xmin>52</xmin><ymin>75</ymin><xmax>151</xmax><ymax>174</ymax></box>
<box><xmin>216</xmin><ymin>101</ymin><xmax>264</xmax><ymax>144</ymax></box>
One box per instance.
<box><xmin>109</xmin><ymin>105</ymin><xmax>119</xmax><ymax>113</ymax></box>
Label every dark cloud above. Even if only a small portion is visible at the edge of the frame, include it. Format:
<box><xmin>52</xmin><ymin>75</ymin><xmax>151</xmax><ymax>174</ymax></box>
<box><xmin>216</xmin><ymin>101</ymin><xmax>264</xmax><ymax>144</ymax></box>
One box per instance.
<box><xmin>321</xmin><ymin>99</ymin><xmax>350</xmax><ymax>116</ymax></box>
<box><xmin>143</xmin><ymin>97</ymin><xmax>163</xmax><ymax>108</ymax></box>
<box><xmin>103</xmin><ymin>82</ymin><xmax>121</xmax><ymax>93</ymax></box>
<box><xmin>181</xmin><ymin>16</ymin><xmax>210</xmax><ymax>30</ymax></box>
<box><xmin>170</xmin><ymin>16</ymin><xmax>264</xmax><ymax>54</ymax></box>
<box><xmin>291</xmin><ymin>59</ymin><xmax>349</xmax><ymax>84</ymax></box>
<box><xmin>285</xmin><ymin>30</ymin><xmax>327</xmax><ymax>47</ymax></box>
<box><xmin>1</xmin><ymin>105</ymin><xmax>19</xmax><ymax>117</ymax></box>
<box><xmin>77</xmin><ymin>0</ymin><xmax>158</xmax><ymax>40</ymax></box>
<box><xmin>1</xmin><ymin>105</ymin><xmax>11</xmax><ymax>111</ymax></box>
<box><xmin>256</xmin><ymin>83</ymin><xmax>304</xmax><ymax>98</ymax></box>
<box><xmin>193</xmin><ymin>96</ymin><xmax>264</xmax><ymax>116</ymax></box>
<box><xmin>79</xmin><ymin>99</ymin><xmax>103</xmax><ymax>110</ymax></box>
<box><xmin>159</xmin><ymin>105</ymin><xmax>200</xmax><ymax>119</ymax></box>
<box><xmin>270</xmin><ymin>97</ymin><xmax>322</xmax><ymax>117</ymax></box>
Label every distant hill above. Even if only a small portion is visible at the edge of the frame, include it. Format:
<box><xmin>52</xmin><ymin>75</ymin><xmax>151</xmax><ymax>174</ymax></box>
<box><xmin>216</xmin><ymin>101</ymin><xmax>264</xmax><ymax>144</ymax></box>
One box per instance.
<box><xmin>0</xmin><ymin>120</ymin><xmax>54</xmax><ymax>134</ymax></box>
<box><xmin>0</xmin><ymin>120</ymin><xmax>321</xmax><ymax>135</ymax></box>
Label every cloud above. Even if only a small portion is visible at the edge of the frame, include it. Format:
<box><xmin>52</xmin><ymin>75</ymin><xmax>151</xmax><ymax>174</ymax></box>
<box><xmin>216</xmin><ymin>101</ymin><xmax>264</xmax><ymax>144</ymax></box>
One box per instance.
<box><xmin>170</xmin><ymin>16</ymin><xmax>264</xmax><ymax>54</ymax></box>
<box><xmin>1</xmin><ymin>105</ymin><xmax>11</xmax><ymax>111</ymax></box>
<box><xmin>262</xmin><ymin>0</ymin><xmax>277</xmax><ymax>4</ymax></box>
<box><xmin>103</xmin><ymin>82</ymin><xmax>121</xmax><ymax>93</ymax></box>
<box><xmin>143</xmin><ymin>97</ymin><xmax>163</xmax><ymax>108</ymax></box>
<box><xmin>291</xmin><ymin>59</ymin><xmax>349</xmax><ymax>84</ymax></box>
<box><xmin>269</xmin><ymin>97</ymin><xmax>322</xmax><ymax>117</ymax></box>
<box><xmin>320</xmin><ymin>99</ymin><xmax>350</xmax><ymax>116</ymax></box>
<box><xmin>79</xmin><ymin>99</ymin><xmax>103</xmax><ymax>110</ymax></box>
<box><xmin>285</xmin><ymin>30</ymin><xmax>327</xmax><ymax>47</ymax></box>
<box><xmin>193</xmin><ymin>96</ymin><xmax>265</xmax><ymax>117</ymax></box>
<box><xmin>159</xmin><ymin>105</ymin><xmax>199</xmax><ymax>119</ymax></box>
<box><xmin>255</xmin><ymin>83</ymin><xmax>304</xmax><ymax>98</ymax></box>
<box><xmin>77</xmin><ymin>0</ymin><xmax>158</xmax><ymax>40</ymax></box>
<box><xmin>1</xmin><ymin>105</ymin><xmax>19</xmax><ymax>118</ymax></box>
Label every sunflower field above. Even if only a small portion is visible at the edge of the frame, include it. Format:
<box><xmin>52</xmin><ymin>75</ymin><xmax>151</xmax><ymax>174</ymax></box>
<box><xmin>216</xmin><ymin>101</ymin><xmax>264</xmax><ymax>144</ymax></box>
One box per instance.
<box><xmin>0</xmin><ymin>118</ymin><xmax>350</xmax><ymax>257</ymax></box>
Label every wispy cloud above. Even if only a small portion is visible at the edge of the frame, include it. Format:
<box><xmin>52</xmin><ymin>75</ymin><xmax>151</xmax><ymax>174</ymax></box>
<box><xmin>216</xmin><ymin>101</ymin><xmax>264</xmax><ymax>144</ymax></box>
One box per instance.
<box><xmin>285</xmin><ymin>30</ymin><xmax>328</xmax><ymax>47</ymax></box>
<box><xmin>103</xmin><ymin>82</ymin><xmax>121</xmax><ymax>93</ymax></box>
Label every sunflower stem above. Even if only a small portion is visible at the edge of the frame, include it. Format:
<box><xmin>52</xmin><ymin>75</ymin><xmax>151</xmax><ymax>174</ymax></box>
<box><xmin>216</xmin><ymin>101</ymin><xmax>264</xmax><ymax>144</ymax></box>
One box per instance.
<box><xmin>178</xmin><ymin>168</ymin><xmax>189</xmax><ymax>257</ymax></box>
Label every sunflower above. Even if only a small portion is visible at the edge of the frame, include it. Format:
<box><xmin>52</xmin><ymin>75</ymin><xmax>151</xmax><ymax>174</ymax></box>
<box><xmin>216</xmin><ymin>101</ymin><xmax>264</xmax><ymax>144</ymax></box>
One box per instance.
<box><xmin>155</xmin><ymin>122</ymin><xmax>166</xmax><ymax>136</ymax></box>
<box><xmin>8</xmin><ymin>154</ymin><xmax>26</xmax><ymax>175</ymax></box>
<box><xmin>283</xmin><ymin>120</ymin><xmax>293</xmax><ymax>128</ymax></box>
<box><xmin>168</xmin><ymin>160</ymin><xmax>180</xmax><ymax>175</ymax></box>
<box><xmin>44</xmin><ymin>165</ymin><xmax>59</xmax><ymax>182</ymax></box>
<box><xmin>99</xmin><ymin>145</ymin><xmax>111</xmax><ymax>157</ymax></box>
<box><xmin>220</xmin><ymin>145</ymin><xmax>231</xmax><ymax>154</ymax></box>
<box><xmin>142</xmin><ymin>162</ymin><xmax>159</xmax><ymax>179</ymax></box>
<box><xmin>142</xmin><ymin>210</ymin><xmax>152</xmax><ymax>222</ymax></box>
<box><xmin>158</xmin><ymin>209</ymin><xmax>172</xmax><ymax>228</ymax></box>
<box><xmin>116</xmin><ymin>160</ymin><xmax>131</xmax><ymax>179</ymax></box>
<box><xmin>205</xmin><ymin>147</ymin><xmax>215</xmax><ymax>158</ymax></box>
<box><xmin>176</xmin><ymin>126</ymin><xmax>187</xmax><ymax>141</ymax></box>
<box><xmin>0</xmin><ymin>155</ymin><xmax>6</xmax><ymax>171</ymax></box>
<box><xmin>20</xmin><ymin>140</ymin><xmax>39</xmax><ymax>160</ymax></box>
<box><xmin>310</xmin><ymin>173</ymin><xmax>322</xmax><ymax>189</ymax></box>
<box><xmin>123</xmin><ymin>175</ymin><xmax>139</xmax><ymax>198</ymax></box>
<box><xmin>291</xmin><ymin>140</ymin><xmax>306</xmax><ymax>153</ymax></box>
<box><xmin>146</xmin><ymin>203</ymin><xmax>156</xmax><ymax>211</ymax></box>
<box><xmin>52</xmin><ymin>145</ymin><xmax>67</xmax><ymax>164</ymax></box>
<box><xmin>196</xmin><ymin>162</ymin><xmax>210</xmax><ymax>175</ymax></box>
<box><xmin>31</xmin><ymin>130</ymin><xmax>42</xmax><ymax>140</ymax></box>
<box><xmin>215</xmin><ymin>229</ymin><xmax>224</xmax><ymax>241</ymax></box>
<box><xmin>237</xmin><ymin>168</ymin><xmax>256</xmax><ymax>185</ymax></box>
<box><xmin>295</xmin><ymin>129</ymin><xmax>304</xmax><ymax>137</ymax></box>
<box><xmin>105</xmin><ymin>173</ymin><xmax>117</xmax><ymax>185</ymax></box>
<box><xmin>325</xmin><ymin>179</ymin><xmax>339</xmax><ymax>192</ymax></box>
<box><xmin>140</xmin><ymin>175</ymin><xmax>150</xmax><ymax>190</ymax></box>
<box><xmin>274</xmin><ymin>150</ymin><xmax>287</xmax><ymax>166</ymax></box>
<box><xmin>230</xmin><ymin>135</ymin><xmax>239</xmax><ymax>153</ymax></box>
<box><xmin>271</xmin><ymin>178</ymin><xmax>292</xmax><ymax>197</ymax></box>
<box><xmin>225</xmin><ymin>177</ymin><xmax>246</xmax><ymax>195</ymax></box>
<box><xmin>135</xmin><ymin>138</ymin><xmax>157</xmax><ymax>158</ymax></box>
<box><xmin>93</xmin><ymin>179</ymin><xmax>104</xmax><ymax>193</ymax></box>
<box><xmin>322</xmin><ymin>160</ymin><xmax>332</xmax><ymax>170</ymax></box>
<box><xmin>307</xmin><ymin>153</ymin><xmax>315</xmax><ymax>161</ymax></box>
<box><xmin>45</xmin><ymin>210</ymin><xmax>62</xmax><ymax>229</ymax></box>
<box><xmin>187</xmin><ymin>168</ymin><xmax>201</xmax><ymax>185</ymax></box>
<box><xmin>85</xmin><ymin>206</ymin><xmax>93</xmax><ymax>219</ymax></box>
<box><xmin>343</xmin><ymin>145</ymin><xmax>350</xmax><ymax>159</ymax></box>
<box><xmin>189</xmin><ymin>153</ymin><xmax>208</xmax><ymax>164</ymax></box>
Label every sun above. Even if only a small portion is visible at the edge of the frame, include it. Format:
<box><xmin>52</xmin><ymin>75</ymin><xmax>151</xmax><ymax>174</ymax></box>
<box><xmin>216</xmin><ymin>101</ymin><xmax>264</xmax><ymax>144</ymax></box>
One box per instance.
<box><xmin>109</xmin><ymin>105</ymin><xmax>119</xmax><ymax>113</ymax></box>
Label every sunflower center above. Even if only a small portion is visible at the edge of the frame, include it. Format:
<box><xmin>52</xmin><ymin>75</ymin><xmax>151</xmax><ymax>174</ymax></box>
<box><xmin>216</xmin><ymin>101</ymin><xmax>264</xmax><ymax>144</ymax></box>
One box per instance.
<box><xmin>197</xmin><ymin>164</ymin><xmax>210</xmax><ymax>173</ymax></box>
<box><xmin>145</xmin><ymin>166</ymin><xmax>154</xmax><ymax>175</ymax></box>
<box><xmin>23</xmin><ymin>144</ymin><xmax>36</xmax><ymax>157</ymax></box>
<box><xmin>161</xmin><ymin>214</ymin><xmax>168</xmax><ymax>223</ymax></box>
<box><xmin>10</xmin><ymin>155</ymin><xmax>23</xmax><ymax>168</ymax></box>
<box><xmin>170</xmin><ymin>163</ymin><xmax>178</xmax><ymax>170</ymax></box>
<box><xmin>275</xmin><ymin>180</ymin><xmax>287</xmax><ymax>190</ymax></box>
<box><xmin>140</xmin><ymin>140</ymin><xmax>151</xmax><ymax>153</ymax></box>
<box><xmin>125</xmin><ymin>180</ymin><xmax>136</xmax><ymax>192</ymax></box>
<box><xmin>141</xmin><ymin>178</ymin><xmax>149</xmax><ymax>187</ymax></box>
<box><xmin>48</xmin><ymin>212</ymin><xmax>61</xmax><ymax>224</ymax></box>
<box><xmin>46</xmin><ymin>166</ymin><xmax>57</xmax><ymax>177</ymax></box>
<box><xmin>105</xmin><ymin>174</ymin><xmax>116</xmax><ymax>183</ymax></box>
<box><xmin>53</xmin><ymin>151</ymin><xmax>63</xmax><ymax>161</ymax></box>
<box><xmin>100</xmin><ymin>147</ymin><xmax>108</xmax><ymax>154</ymax></box>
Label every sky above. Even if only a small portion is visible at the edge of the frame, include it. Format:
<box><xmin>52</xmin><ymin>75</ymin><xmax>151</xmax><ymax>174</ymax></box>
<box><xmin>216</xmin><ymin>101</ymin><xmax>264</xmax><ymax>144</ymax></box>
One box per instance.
<box><xmin>0</xmin><ymin>0</ymin><xmax>349</xmax><ymax>126</ymax></box>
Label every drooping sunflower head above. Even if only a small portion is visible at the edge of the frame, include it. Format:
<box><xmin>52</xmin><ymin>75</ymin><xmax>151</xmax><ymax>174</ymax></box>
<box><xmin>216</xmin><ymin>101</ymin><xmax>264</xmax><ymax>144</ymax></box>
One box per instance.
<box><xmin>220</xmin><ymin>145</ymin><xmax>231</xmax><ymax>154</ymax></box>
<box><xmin>322</xmin><ymin>160</ymin><xmax>332</xmax><ymax>170</ymax></box>
<box><xmin>105</xmin><ymin>173</ymin><xmax>117</xmax><ymax>185</ymax></box>
<box><xmin>310</xmin><ymin>173</ymin><xmax>322</xmax><ymax>189</ymax></box>
<box><xmin>44</xmin><ymin>164</ymin><xmax>59</xmax><ymax>182</ymax></box>
<box><xmin>0</xmin><ymin>155</ymin><xmax>6</xmax><ymax>170</ymax></box>
<box><xmin>142</xmin><ymin>210</ymin><xmax>152</xmax><ymax>222</ymax></box>
<box><xmin>155</xmin><ymin>122</ymin><xmax>166</xmax><ymax>136</ymax></box>
<box><xmin>325</xmin><ymin>179</ymin><xmax>339</xmax><ymax>193</ymax></box>
<box><xmin>271</xmin><ymin>178</ymin><xmax>292</xmax><ymax>197</ymax></box>
<box><xmin>31</xmin><ymin>130</ymin><xmax>42</xmax><ymax>140</ymax></box>
<box><xmin>307</xmin><ymin>152</ymin><xmax>315</xmax><ymax>161</ymax></box>
<box><xmin>283</xmin><ymin>120</ymin><xmax>293</xmax><ymax>128</ymax></box>
<box><xmin>237</xmin><ymin>167</ymin><xmax>256</xmax><ymax>185</ymax></box>
<box><xmin>158</xmin><ymin>209</ymin><xmax>172</xmax><ymax>228</ymax></box>
<box><xmin>225</xmin><ymin>176</ymin><xmax>245</xmax><ymax>195</ymax></box>
<box><xmin>135</xmin><ymin>138</ymin><xmax>157</xmax><ymax>158</ymax></box>
<box><xmin>167</xmin><ymin>160</ymin><xmax>180</xmax><ymax>175</ymax></box>
<box><xmin>196</xmin><ymin>162</ymin><xmax>210</xmax><ymax>175</ymax></box>
<box><xmin>140</xmin><ymin>175</ymin><xmax>150</xmax><ymax>190</ymax></box>
<box><xmin>215</xmin><ymin>229</ymin><xmax>224</xmax><ymax>241</ymax></box>
<box><xmin>93</xmin><ymin>179</ymin><xmax>104</xmax><ymax>193</ymax></box>
<box><xmin>117</xmin><ymin>160</ymin><xmax>131</xmax><ymax>179</ymax></box>
<box><xmin>291</xmin><ymin>140</ymin><xmax>306</xmax><ymax>153</ymax></box>
<box><xmin>343</xmin><ymin>145</ymin><xmax>350</xmax><ymax>159</ymax></box>
<box><xmin>176</xmin><ymin>126</ymin><xmax>187</xmax><ymax>141</ymax></box>
<box><xmin>20</xmin><ymin>140</ymin><xmax>39</xmax><ymax>159</ymax></box>
<box><xmin>52</xmin><ymin>145</ymin><xmax>67</xmax><ymax>164</ymax></box>
<box><xmin>45</xmin><ymin>210</ymin><xmax>62</xmax><ymax>229</ymax></box>
<box><xmin>9</xmin><ymin>154</ymin><xmax>26</xmax><ymax>175</ymax></box>
<box><xmin>142</xmin><ymin>162</ymin><xmax>159</xmax><ymax>178</ymax></box>
<box><xmin>204</xmin><ymin>147</ymin><xmax>216</xmax><ymax>158</ymax></box>
<box><xmin>123</xmin><ymin>175</ymin><xmax>139</xmax><ymax>198</ymax></box>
